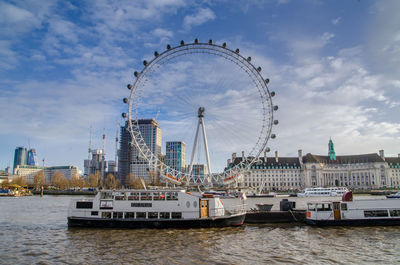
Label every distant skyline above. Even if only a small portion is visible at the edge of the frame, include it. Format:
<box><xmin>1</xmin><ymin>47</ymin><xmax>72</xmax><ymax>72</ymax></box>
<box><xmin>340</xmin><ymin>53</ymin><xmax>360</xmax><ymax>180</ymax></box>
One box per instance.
<box><xmin>1</xmin><ymin>0</ymin><xmax>400</xmax><ymax>172</ymax></box>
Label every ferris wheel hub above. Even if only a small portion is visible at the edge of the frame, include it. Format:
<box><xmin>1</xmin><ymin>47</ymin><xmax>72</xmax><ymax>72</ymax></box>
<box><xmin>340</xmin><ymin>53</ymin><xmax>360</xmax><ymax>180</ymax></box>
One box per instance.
<box><xmin>198</xmin><ymin>107</ymin><xmax>205</xmax><ymax>118</ymax></box>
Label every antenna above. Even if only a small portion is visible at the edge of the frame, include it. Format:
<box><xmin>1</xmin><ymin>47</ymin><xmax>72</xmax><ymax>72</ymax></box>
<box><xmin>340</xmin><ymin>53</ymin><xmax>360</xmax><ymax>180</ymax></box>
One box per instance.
<box><xmin>154</xmin><ymin>107</ymin><xmax>160</xmax><ymax>120</ymax></box>
<box><xmin>115</xmin><ymin>119</ymin><xmax>119</xmax><ymax>170</ymax></box>
<box><xmin>88</xmin><ymin>125</ymin><xmax>92</xmax><ymax>160</ymax></box>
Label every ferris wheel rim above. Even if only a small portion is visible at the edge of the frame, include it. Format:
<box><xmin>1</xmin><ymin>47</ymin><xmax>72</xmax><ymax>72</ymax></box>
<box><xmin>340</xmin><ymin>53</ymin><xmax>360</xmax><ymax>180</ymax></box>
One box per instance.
<box><xmin>124</xmin><ymin>40</ymin><xmax>277</xmax><ymax>185</ymax></box>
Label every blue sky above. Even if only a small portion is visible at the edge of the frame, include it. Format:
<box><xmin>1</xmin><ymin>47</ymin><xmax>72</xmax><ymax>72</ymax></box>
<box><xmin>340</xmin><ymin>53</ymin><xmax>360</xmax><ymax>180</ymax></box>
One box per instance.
<box><xmin>1</xmin><ymin>0</ymin><xmax>400</xmax><ymax>173</ymax></box>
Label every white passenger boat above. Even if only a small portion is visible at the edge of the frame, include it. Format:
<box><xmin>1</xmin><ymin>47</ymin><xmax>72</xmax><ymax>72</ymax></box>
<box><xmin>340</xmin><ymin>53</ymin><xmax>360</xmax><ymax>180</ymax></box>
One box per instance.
<box><xmin>68</xmin><ymin>189</ymin><xmax>246</xmax><ymax>229</ymax></box>
<box><xmin>297</xmin><ymin>187</ymin><xmax>348</xmax><ymax>197</ymax></box>
<box><xmin>306</xmin><ymin>192</ymin><xmax>400</xmax><ymax>226</ymax></box>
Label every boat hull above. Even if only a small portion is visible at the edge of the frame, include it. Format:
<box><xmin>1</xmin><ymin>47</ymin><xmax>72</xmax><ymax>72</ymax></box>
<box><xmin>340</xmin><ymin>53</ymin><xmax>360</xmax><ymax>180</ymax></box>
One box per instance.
<box><xmin>68</xmin><ymin>213</ymin><xmax>245</xmax><ymax>229</ymax></box>
<box><xmin>306</xmin><ymin>218</ymin><xmax>400</xmax><ymax>226</ymax></box>
<box><xmin>245</xmin><ymin>210</ymin><xmax>306</xmax><ymax>223</ymax></box>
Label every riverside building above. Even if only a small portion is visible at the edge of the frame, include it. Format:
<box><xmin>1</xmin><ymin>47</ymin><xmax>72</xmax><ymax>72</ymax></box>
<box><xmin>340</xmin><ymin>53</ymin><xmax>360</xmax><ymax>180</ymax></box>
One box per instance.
<box><xmin>118</xmin><ymin>119</ymin><xmax>162</xmax><ymax>184</ymax></box>
<box><xmin>230</xmin><ymin>139</ymin><xmax>400</xmax><ymax>191</ymax></box>
<box><xmin>227</xmin><ymin>151</ymin><xmax>302</xmax><ymax>192</ymax></box>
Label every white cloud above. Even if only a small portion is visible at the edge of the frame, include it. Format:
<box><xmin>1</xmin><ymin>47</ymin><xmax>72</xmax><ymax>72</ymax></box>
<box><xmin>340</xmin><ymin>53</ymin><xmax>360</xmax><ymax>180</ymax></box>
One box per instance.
<box><xmin>331</xmin><ymin>17</ymin><xmax>341</xmax><ymax>25</ymax></box>
<box><xmin>152</xmin><ymin>28</ymin><xmax>174</xmax><ymax>39</ymax></box>
<box><xmin>183</xmin><ymin>8</ymin><xmax>216</xmax><ymax>30</ymax></box>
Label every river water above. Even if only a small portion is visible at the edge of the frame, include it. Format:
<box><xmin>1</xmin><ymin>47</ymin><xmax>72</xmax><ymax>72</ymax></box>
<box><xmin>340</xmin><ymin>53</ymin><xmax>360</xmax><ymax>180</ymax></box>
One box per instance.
<box><xmin>1</xmin><ymin>195</ymin><xmax>399</xmax><ymax>264</ymax></box>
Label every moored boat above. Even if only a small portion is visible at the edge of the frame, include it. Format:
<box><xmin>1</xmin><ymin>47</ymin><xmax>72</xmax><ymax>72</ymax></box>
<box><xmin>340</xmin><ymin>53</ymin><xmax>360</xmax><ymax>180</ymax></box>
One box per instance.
<box><xmin>387</xmin><ymin>192</ymin><xmax>400</xmax><ymax>199</ymax></box>
<box><xmin>306</xmin><ymin>191</ymin><xmax>400</xmax><ymax>226</ymax></box>
<box><xmin>68</xmin><ymin>189</ymin><xmax>246</xmax><ymax>229</ymax></box>
<box><xmin>297</xmin><ymin>187</ymin><xmax>348</xmax><ymax>197</ymax></box>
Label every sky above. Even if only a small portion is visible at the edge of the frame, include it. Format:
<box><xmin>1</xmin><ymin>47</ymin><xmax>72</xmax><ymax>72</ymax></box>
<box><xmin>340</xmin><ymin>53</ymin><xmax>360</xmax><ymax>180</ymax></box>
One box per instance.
<box><xmin>1</xmin><ymin>0</ymin><xmax>400</xmax><ymax>173</ymax></box>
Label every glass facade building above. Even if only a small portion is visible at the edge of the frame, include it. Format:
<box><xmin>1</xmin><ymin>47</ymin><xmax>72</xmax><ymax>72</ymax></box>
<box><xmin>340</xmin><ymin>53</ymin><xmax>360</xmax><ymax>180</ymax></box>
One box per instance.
<box><xmin>118</xmin><ymin>119</ymin><xmax>162</xmax><ymax>184</ymax></box>
<box><xmin>166</xmin><ymin>141</ymin><xmax>186</xmax><ymax>178</ymax></box>
<box><xmin>13</xmin><ymin>147</ymin><xmax>27</xmax><ymax>171</ymax></box>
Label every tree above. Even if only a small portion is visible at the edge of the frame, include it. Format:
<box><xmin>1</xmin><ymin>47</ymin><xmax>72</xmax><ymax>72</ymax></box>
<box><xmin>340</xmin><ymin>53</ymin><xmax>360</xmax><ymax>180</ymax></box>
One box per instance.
<box><xmin>88</xmin><ymin>171</ymin><xmax>102</xmax><ymax>188</ymax></box>
<box><xmin>13</xmin><ymin>176</ymin><xmax>27</xmax><ymax>187</ymax></box>
<box><xmin>52</xmin><ymin>171</ymin><xmax>69</xmax><ymax>190</ymax></box>
<box><xmin>126</xmin><ymin>173</ymin><xmax>146</xmax><ymax>189</ymax></box>
<box><xmin>69</xmin><ymin>174</ymin><xmax>84</xmax><ymax>188</ymax></box>
<box><xmin>105</xmin><ymin>173</ymin><xmax>116</xmax><ymax>189</ymax></box>
<box><xmin>33</xmin><ymin>171</ymin><xmax>45</xmax><ymax>189</ymax></box>
<box><xmin>1</xmin><ymin>178</ymin><xmax>9</xmax><ymax>188</ymax></box>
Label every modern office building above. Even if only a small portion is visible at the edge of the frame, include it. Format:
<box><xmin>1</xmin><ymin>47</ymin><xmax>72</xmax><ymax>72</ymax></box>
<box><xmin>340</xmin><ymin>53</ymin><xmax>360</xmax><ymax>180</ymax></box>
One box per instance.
<box><xmin>84</xmin><ymin>149</ymin><xmax>106</xmax><ymax>177</ymax></box>
<box><xmin>26</xmin><ymin>148</ymin><xmax>38</xmax><ymax>166</ymax></box>
<box><xmin>13</xmin><ymin>147</ymin><xmax>27</xmax><ymax>171</ymax></box>
<box><xmin>44</xmin><ymin>166</ymin><xmax>80</xmax><ymax>183</ymax></box>
<box><xmin>165</xmin><ymin>141</ymin><xmax>186</xmax><ymax>178</ymax></box>
<box><xmin>118</xmin><ymin>119</ymin><xmax>162</xmax><ymax>184</ymax></box>
<box><xmin>191</xmin><ymin>164</ymin><xmax>207</xmax><ymax>183</ymax></box>
<box><xmin>14</xmin><ymin>165</ymin><xmax>44</xmax><ymax>184</ymax></box>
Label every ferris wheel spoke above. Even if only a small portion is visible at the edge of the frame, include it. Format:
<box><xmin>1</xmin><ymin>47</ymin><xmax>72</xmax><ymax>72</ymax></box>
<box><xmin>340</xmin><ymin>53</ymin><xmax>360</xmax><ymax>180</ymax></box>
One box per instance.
<box><xmin>124</xmin><ymin>40</ymin><xmax>277</xmax><ymax>187</ymax></box>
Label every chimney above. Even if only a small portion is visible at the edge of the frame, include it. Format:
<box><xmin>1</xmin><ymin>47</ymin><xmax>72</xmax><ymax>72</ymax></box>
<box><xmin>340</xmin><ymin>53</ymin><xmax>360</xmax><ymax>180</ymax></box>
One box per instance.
<box><xmin>275</xmin><ymin>151</ymin><xmax>278</xmax><ymax>163</ymax></box>
<box><xmin>242</xmin><ymin>151</ymin><xmax>245</xmax><ymax>161</ymax></box>
<box><xmin>379</xmin><ymin>150</ymin><xmax>385</xmax><ymax>161</ymax></box>
<box><xmin>264</xmin><ymin>150</ymin><xmax>267</xmax><ymax>163</ymax></box>
<box><xmin>298</xmin><ymin>149</ymin><xmax>303</xmax><ymax>165</ymax></box>
<box><xmin>232</xmin><ymin>152</ymin><xmax>236</xmax><ymax>161</ymax></box>
<box><xmin>398</xmin><ymin>153</ymin><xmax>400</xmax><ymax>159</ymax></box>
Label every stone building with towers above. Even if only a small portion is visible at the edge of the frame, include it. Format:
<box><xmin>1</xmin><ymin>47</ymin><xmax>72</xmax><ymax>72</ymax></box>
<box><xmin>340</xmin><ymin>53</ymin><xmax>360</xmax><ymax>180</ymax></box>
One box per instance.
<box><xmin>230</xmin><ymin>139</ymin><xmax>400</xmax><ymax>191</ymax></box>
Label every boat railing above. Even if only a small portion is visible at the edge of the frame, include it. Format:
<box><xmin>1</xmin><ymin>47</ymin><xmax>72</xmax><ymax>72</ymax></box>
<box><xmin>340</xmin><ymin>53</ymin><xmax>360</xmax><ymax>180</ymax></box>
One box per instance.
<box><xmin>225</xmin><ymin>204</ymin><xmax>247</xmax><ymax>216</ymax></box>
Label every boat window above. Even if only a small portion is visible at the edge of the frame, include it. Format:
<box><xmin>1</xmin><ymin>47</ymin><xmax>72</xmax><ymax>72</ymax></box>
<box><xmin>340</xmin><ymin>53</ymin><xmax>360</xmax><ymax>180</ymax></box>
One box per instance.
<box><xmin>317</xmin><ymin>203</ymin><xmax>332</xmax><ymax>211</ymax></box>
<box><xmin>100</xmin><ymin>200</ymin><xmax>113</xmax><ymax>209</ymax></box>
<box><xmin>136</xmin><ymin>212</ymin><xmax>146</xmax><ymax>219</ymax></box>
<box><xmin>171</xmin><ymin>212</ymin><xmax>182</xmax><ymax>219</ymax></box>
<box><xmin>153</xmin><ymin>192</ymin><xmax>162</xmax><ymax>200</ymax></box>
<box><xmin>101</xmin><ymin>212</ymin><xmax>112</xmax><ymax>218</ymax></box>
<box><xmin>76</xmin><ymin>201</ymin><xmax>93</xmax><ymax>209</ymax></box>
<box><xmin>341</xmin><ymin>203</ymin><xmax>348</xmax><ymax>211</ymax></box>
<box><xmin>128</xmin><ymin>192</ymin><xmax>140</xmax><ymax>201</ymax></box>
<box><xmin>131</xmin><ymin>202</ymin><xmax>152</xmax><ymax>207</ymax></box>
<box><xmin>389</xmin><ymin>210</ymin><xmax>400</xmax><ymax>217</ymax></box>
<box><xmin>148</xmin><ymin>212</ymin><xmax>158</xmax><ymax>219</ymax></box>
<box><xmin>115</xmin><ymin>194</ymin><xmax>125</xmax><ymax>200</ymax></box>
<box><xmin>307</xmin><ymin>204</ymin><xmax>316</xmax><ymax>211</ymax></box>
<box><xmin>166</xmin><ymin>192</ymin><xmax>179</xmax><ymax>200</ymax></box>
<box><xmin>364</xmin><ymin>210</ymin><xmax>389</xmax><ymax>217</ymax></box>
<box><xmin>141</xmin><ymin>192</ymin><xmax>152</xmax><ymax>201</ymax></box>
<box><xmin>100</xmin><ymin>192</ymin><xmax>113</xmax><ymax>199</ymax></box>
<box><xmin>125</xmin><ymin>212</ymin><xmax>135</xmax><ymax>219</ymax></box>
<box><xmin>91</xmin><ymin>211</ymin><xmax>98</xmax><ymax>216</ymax></box>
<box><xmin>160</xmin><ymin>212</ymin><xmax>170</xmax><ymax>219</ymax></box>
<box><xmin>113</xmin><ymin>212</ymin><xmax>123</xmax><ymax>219</ymax></box>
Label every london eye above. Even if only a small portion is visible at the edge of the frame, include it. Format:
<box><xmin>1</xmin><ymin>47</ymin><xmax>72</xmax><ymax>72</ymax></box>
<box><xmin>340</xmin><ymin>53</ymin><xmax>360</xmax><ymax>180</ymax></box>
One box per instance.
<box><xmin>122</xmin><ymin>39</ymin><xmax>278</xmax><ymax>187</ymax></box>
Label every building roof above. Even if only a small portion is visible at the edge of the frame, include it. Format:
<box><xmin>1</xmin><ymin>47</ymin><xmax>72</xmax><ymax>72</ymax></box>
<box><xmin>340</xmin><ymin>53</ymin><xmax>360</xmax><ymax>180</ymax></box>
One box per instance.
<box><xmin>302</xmin><ymin>153</ymin><xmax>385</xmax><ymax>164</ymax></box>
<box><xmin>229</xmin><ymin>156</ymin><xmax>301</xmax><ymax>169</ymax></box>
<box><xmin>385</xmin><ymin>157</ymin><xmax>400</xmax><ymax>168</ymax></box>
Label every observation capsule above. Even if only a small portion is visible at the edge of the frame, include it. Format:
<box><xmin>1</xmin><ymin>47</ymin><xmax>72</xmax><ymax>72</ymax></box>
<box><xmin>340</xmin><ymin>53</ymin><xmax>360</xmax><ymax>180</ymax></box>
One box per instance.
<box><xmin>273</xmin><ymin>120</ymin><xmax>279</xmax><ymax>125</ymax></box>
<box><xmin>273</xmin><ymin>105</ymin><xmax>278</xmax><ymax>111</ymax></box>
<box><xmin>127</xmin><ymin>84</ymin><xmax>132</xmax><ymax>90</ymax></box>
<box><xmin>122</xmin><ymin>113</ymin><xmax>127</xmax><ymax>118</ymax></box>
<box><xmin>123</xmin><ymin>98</ymin><xmax>128</xmax><ymax>104</ymax></box>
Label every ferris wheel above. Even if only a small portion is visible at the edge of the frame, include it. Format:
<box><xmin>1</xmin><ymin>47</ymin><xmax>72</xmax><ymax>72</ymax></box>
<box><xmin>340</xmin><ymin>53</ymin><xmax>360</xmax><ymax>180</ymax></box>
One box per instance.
<box><xmin>122</xmin><ymin>39</ymin><xmax>278</xmax><ymax>187</ymax></box>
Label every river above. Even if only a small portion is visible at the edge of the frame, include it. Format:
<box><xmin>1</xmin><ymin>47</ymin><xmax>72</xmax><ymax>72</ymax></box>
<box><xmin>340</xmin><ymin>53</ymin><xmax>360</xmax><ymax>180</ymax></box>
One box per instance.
<box><xmin>1</xmin><ymin>195</ymin><xmax>399</xmax><ymax>264</ymax></box>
